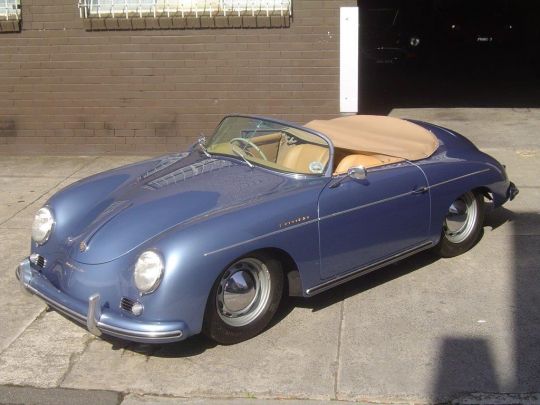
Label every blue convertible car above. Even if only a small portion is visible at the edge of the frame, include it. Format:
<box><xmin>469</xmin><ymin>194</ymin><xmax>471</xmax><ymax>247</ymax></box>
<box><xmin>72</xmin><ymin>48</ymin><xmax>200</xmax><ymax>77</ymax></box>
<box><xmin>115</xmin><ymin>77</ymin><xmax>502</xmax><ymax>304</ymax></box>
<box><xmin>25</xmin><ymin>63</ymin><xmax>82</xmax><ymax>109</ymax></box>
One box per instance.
<box><xmin>17</xmin><ymin>115</ymin><xmax>518</xmax><ymax>344</ymax></box>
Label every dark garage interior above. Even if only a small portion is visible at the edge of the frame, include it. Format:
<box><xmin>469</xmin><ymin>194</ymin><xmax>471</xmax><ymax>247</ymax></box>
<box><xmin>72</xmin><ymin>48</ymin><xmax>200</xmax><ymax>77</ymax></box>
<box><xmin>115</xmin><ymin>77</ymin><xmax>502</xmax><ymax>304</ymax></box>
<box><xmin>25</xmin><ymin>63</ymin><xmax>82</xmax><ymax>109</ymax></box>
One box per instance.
<box><xmin>359</xmin><ymin>0</ymin><xmax>540</xmax><ymax>114</ymax></box>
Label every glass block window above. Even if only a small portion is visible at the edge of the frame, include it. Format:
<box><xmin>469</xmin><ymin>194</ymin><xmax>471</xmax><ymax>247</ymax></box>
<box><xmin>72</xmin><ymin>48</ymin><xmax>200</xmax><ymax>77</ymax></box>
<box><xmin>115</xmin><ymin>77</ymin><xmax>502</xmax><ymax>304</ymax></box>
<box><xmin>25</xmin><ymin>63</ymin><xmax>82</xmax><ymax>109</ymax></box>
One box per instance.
<box><xmin>78</xmin><ymin>0</ymin><xmax>291</xmax><ymax>19</ymax></box>
<box><xmin>1</xmin><ymin>0</ymin><xmax>21</xmax><ymax>20</ymax></box>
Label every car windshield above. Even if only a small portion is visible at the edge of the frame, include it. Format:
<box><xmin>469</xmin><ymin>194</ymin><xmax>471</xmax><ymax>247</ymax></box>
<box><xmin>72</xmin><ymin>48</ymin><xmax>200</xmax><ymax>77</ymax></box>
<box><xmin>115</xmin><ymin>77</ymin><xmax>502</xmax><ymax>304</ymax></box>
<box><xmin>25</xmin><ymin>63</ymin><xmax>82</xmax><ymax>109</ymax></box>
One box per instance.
<box><xmin>207</xmin><ymin>116</ymin><xmax>331</xmax><ymax>176</ymax></box>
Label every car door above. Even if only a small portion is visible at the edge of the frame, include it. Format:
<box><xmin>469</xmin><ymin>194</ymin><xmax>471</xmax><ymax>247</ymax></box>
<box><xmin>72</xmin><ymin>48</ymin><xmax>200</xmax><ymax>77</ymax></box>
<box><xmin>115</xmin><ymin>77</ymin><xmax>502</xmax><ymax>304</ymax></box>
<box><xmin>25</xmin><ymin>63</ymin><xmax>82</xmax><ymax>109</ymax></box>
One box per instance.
<box><xmin>318</xmin><ymin>162</ymin><xmax>430</xmax><ymax>279</ymax></box>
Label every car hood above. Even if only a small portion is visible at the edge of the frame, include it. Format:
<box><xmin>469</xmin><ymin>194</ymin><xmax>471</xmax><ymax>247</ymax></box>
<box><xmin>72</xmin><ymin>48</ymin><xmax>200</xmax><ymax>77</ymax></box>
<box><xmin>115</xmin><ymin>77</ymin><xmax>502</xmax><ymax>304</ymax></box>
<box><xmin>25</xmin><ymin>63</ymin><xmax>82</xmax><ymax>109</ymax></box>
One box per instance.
<box><xmin>67</xmin><ymin>154</ymin><xmax>293</xmax><ymax>264</ymax></box>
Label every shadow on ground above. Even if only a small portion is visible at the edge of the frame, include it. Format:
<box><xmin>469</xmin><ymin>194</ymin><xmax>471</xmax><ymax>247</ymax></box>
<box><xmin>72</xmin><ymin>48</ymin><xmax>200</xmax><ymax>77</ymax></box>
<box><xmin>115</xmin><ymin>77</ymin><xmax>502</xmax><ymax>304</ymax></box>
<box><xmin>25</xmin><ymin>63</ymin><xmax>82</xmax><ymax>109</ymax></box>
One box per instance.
<box><xmin>114</xmin><ymin>209</ymin><xmax>540</xmax><ymax>402</ymax></box>
<box><xmin>96</xmin><ymin>251</ymin><xmax>441</xmax><ymax>358</ymax></box>
<box><xmin>113</xmin><ymin>249</ymin><xmax>442</xmax><ymax>359</ymax></box>
<box><xmin>432</xmin><ymin>210</ymin><xmax>540</xmax><ymax>401</ymax></box>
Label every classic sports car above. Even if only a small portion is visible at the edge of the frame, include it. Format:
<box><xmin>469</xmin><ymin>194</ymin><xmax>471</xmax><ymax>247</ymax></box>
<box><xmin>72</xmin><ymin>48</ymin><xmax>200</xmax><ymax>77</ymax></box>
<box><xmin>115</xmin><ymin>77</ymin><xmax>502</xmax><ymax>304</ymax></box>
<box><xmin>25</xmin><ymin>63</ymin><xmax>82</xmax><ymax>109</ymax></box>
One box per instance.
<box><xmin>17</xmin><ymin>115</ymin><xmax>518</xmax><ymax>344</ymax></box>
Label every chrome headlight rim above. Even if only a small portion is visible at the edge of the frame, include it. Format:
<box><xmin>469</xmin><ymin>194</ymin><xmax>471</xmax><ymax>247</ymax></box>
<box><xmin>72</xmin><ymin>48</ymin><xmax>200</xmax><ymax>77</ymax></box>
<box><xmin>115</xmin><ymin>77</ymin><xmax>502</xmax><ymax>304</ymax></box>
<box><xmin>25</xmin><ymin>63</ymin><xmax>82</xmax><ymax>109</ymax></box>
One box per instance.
<box><xmin>133</xmin><ymin>250</ymin><xmax>165</xmax><ymax>295</ymax></box>
<box><xmin>31</xmin><ymin>206</ymin><xmax>55</xmax><ymax>246</ymax></box>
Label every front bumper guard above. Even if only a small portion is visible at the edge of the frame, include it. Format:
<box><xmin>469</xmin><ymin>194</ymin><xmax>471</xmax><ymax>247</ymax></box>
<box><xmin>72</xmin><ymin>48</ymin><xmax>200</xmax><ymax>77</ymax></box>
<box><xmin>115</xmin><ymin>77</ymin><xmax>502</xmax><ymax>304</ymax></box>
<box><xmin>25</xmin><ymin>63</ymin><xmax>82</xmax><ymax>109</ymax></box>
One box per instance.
<box><xmin>16</xmin><ymin>258</ymin><xmax>185</xmax><ymax>344</ymax></box>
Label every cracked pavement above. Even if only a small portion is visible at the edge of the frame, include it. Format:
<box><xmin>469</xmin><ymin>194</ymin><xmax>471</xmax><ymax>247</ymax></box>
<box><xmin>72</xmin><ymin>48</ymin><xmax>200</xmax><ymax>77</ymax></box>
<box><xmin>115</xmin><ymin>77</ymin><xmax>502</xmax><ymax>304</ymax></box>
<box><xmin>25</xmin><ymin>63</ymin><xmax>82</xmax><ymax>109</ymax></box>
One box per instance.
<box><xmin>0</xmin><ymin>108</ymin><xmax>539</xmax><ymax>404</ymax></box>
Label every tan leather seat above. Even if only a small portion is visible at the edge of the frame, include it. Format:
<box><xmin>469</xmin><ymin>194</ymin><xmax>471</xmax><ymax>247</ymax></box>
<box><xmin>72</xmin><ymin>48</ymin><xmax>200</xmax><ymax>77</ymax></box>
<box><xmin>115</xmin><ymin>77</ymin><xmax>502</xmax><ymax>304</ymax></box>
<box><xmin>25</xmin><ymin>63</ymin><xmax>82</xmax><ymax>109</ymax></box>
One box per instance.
<box><xmin>252</xmin><ymin>132</ymin><xmax>283</xmax><ymax>162</ymax></box>
<box><xmin>279</xmin><ymin>144</ymin><xmax>329</xmax><ymax>173</ymax></box>
<box><xmin>334</xmin><ymin>154</ymin><xmax>384</xmax><ymax>174</ymax></box>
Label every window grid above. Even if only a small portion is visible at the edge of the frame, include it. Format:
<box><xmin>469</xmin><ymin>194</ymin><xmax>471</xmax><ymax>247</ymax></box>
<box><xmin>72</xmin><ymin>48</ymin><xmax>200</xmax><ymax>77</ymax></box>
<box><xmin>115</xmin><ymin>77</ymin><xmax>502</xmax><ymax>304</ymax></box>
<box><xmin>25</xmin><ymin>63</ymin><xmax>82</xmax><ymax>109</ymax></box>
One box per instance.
<box><xmin>78</xmin><ymin>0</ymin><xmax>292</xmax><ymax>19</ymax></box>
<box><xmin>1</xmin><ymin>0</ymin><xmax>20</xmax><ymax>20</ymax></box>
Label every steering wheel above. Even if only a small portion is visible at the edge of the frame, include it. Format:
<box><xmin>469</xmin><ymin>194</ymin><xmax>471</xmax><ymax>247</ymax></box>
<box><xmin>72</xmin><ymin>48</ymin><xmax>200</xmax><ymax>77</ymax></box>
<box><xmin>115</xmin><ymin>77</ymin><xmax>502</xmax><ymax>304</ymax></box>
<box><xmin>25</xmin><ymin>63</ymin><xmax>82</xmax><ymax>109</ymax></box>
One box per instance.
<box><xmin>229</xmin><ymin>138</ymin><xmax>268</xmax><ymax>161</ymax></box>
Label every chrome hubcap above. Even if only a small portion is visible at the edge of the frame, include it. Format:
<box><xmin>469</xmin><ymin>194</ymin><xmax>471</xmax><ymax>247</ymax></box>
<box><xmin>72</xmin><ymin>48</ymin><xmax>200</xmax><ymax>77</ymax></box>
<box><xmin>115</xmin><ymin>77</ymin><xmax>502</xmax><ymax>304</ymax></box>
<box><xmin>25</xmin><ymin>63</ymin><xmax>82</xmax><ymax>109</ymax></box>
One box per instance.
<box><xmin>444</xmin><ymin>192</ymin><xmax>478</xmax><ymax>244</ymax></box>
<box><xmin>217</xmin><ymin>258</ymin><xmax>271</xmax><ymax>327</ymax></box>
<box><xmin>223</xmin><ymin>270</ymin><xmax>257</xmax><ymax>313</ymax></box>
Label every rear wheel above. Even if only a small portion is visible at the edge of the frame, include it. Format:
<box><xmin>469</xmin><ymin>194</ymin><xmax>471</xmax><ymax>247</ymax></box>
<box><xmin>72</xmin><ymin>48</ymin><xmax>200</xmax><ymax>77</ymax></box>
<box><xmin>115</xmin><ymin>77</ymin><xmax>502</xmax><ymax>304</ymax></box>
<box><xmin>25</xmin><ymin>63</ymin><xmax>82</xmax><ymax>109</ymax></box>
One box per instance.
<box><xmin>203</xmin><ymin>253</ymin><xmax>283</xmax><ymax>345</ymax></box>
<box><xmin>434</xmin><ymin>190</ymin><xmax>485</xmax><ymax>258</ymax></box>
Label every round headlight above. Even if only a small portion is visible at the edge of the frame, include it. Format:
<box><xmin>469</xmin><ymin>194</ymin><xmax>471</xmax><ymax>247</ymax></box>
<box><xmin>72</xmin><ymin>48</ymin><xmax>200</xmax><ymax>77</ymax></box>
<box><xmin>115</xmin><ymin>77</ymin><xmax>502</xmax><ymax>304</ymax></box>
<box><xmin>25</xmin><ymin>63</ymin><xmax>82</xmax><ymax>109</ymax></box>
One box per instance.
<box><xmin>32</xmin><ymin>207</ymin><xmax>54</xmax><ymax>245</ymax></box>
<box><xmin>134</xmin><ymin>251</ymin><xmax>164</xmax><ymax>294</ymax></box>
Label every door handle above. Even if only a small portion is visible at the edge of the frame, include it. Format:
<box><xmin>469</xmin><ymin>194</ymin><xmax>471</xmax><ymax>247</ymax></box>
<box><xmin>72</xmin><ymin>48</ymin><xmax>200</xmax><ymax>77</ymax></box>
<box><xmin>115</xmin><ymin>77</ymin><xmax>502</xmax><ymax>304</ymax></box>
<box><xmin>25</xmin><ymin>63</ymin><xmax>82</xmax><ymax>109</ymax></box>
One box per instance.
<box><xmin>412</xmin><ymin>186</ymin><xmax>429</xmax><ymax>195</ymax></box>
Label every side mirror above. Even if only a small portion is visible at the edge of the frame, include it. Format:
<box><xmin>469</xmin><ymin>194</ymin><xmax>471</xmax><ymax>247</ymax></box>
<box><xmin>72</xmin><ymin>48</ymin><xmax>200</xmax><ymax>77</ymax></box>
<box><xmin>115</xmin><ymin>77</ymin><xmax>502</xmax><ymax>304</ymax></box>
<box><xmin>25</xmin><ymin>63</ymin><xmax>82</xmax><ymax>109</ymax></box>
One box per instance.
<box><xmin>330</xmin><ymin>165</ymin><xmax>367</xmax><ymax>189</ymax></box>
<box><xmin>347</xmin><ymin>166</ymin><xmax>367</xmax><ymax>181</ymax></box>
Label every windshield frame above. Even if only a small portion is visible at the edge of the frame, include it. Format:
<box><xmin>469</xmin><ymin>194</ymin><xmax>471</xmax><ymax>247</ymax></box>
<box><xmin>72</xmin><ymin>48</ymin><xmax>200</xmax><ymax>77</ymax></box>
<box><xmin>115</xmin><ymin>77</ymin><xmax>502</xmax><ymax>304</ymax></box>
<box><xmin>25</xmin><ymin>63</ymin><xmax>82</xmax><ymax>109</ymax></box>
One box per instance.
<box><xmin>208</xmin><ymin>114</ymin><xmax>335</xmax><ymax>179</ymax></box>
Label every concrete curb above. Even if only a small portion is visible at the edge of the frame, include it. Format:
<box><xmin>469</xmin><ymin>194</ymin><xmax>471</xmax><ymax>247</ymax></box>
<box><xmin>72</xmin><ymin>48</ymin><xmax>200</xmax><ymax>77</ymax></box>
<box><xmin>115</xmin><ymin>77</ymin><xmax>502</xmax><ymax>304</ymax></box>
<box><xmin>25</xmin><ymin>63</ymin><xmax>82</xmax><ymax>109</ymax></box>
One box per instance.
<box><xmin>0</xmin><ymin>385</ymin><xmax>122</xmax><ymax>405</ymax></box>
<box><xmin>452</xmin><ymin>393</ymin><xmax>540</xmax><ymax>405</ymax></box>
<box><xmin>3</xmin><ymin>386</ymin><xmax>540</xmax><ymax>405</ymax></box>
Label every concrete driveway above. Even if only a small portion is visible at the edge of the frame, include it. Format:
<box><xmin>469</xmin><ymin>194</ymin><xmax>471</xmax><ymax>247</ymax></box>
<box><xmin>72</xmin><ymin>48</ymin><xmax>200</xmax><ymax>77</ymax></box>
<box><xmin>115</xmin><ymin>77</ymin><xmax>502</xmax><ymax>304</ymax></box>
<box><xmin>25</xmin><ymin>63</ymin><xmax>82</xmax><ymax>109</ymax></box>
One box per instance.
<box><xmin>0</xmin><ymin>108</ymin><xmax>539</xmax><ymax>405</ymax></box>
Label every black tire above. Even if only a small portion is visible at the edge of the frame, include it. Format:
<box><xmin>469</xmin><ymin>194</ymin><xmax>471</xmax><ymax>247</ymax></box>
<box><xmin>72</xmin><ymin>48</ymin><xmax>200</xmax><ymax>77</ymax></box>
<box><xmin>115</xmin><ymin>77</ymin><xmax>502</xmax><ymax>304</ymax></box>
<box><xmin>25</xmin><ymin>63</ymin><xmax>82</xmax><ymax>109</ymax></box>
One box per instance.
<box><xmin>434</xmin><ymin>190</ymin><xmax>485</xmax><ymax>258</ymax></box>
<box><xmin>202</xmin><ymin>252</ymin><xmax>283</xmax><ymax>345</ymax></box>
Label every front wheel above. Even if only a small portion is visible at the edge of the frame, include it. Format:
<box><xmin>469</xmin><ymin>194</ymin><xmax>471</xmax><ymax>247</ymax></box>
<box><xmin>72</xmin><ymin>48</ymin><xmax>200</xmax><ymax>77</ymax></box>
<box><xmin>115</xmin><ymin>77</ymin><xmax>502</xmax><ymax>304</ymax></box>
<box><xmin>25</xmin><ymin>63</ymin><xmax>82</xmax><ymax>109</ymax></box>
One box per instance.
<box><xmin>434</xmin><ymin>190</ymin><xmax>485</xmax><ymax>258</ymax></box>
<box><xmin>203</xmin><ymin>253</ymin><xmax>283</xmax><ymax>345</ymax></box>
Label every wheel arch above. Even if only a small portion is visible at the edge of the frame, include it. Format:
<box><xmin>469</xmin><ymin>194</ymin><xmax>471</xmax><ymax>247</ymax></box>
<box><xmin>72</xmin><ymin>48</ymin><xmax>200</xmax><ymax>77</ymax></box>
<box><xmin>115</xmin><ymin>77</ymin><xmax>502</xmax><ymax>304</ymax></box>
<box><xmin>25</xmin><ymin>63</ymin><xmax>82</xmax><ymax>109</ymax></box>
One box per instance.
<box><xmin>201</xmin><ymin>246</ymin><xmax>298</xmax><ymax>343</ymax></box>
<box><xmin>473</xmin><ymin>185</ymin><xmax>494</xmax><ymax>201</ymax></box>
<box><xmin>229</xmin><ymin>247</ymin><xmax>303</xmax><ymax>297</ymax></box>
<box><xmin>434</xmin><ymin>188</ymin><xmax>486</xmax><ymax>257</ymax></box>
<box><xmin>433</xmin><ymin>185</ymin><xmax>488</xmax><ymax>227</ymax></box>
<box><xmin>204</xmin><ymin>246</ymin><xmax>302</xmax><ymax>303</ymax></box>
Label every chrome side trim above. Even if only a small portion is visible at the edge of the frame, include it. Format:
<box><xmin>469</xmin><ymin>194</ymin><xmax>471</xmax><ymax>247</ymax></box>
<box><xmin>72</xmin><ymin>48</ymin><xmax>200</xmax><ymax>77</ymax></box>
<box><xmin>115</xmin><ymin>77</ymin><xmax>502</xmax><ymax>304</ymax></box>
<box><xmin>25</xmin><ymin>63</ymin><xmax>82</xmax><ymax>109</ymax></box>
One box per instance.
<box><xmin>319</xmin><ymin>190</ymin><xmax>414</xmax><ymax>221</ymax></box>
<box><xmin>305</xmin><ymin>241</ymin><xmax>433</xmax><ymax>296</ymax></box>
<box><xmin>204</xmin><ymin>169</ymin><xmax>489</xmax><ymax>257</ymax></box>
<box><xmin>429</xmin><ymin>169</ymin><xmax>491</xmax><ymax>189</ymax></box>
<box><xmin>204</xmin><ymin>190</ymin><xmax>417</xmax><ymax>256</ymax></box>
<box><xmin>204</xmin><ymin>218</ymin><xmax>319</xmax><ymax>256</ymax></box>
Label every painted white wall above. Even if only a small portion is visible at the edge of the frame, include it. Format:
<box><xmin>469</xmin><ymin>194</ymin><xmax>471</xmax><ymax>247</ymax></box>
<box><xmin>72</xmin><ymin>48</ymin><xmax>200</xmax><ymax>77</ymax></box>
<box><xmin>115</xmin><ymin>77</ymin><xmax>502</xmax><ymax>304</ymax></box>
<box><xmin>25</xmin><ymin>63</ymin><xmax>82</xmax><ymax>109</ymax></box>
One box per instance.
<box><xmin>340</xmin><ymin>7</ymin><xmax>359</xmax><ymax>114</ymax></box>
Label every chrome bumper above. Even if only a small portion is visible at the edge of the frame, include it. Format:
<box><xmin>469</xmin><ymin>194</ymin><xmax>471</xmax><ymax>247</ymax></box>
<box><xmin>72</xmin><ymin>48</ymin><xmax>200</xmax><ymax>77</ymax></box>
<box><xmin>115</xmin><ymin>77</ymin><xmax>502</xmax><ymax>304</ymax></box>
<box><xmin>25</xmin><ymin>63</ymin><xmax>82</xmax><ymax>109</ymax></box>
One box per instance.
<box><xmin>16</xmin><ymin>258</ymin><xmax>185</xmax><ymax>344</ymax></box>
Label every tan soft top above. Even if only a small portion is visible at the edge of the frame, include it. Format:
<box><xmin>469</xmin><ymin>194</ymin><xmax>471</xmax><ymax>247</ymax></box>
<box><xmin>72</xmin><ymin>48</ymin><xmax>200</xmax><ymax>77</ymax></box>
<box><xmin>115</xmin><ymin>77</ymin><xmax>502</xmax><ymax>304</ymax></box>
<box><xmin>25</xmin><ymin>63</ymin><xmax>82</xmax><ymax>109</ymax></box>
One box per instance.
<box><xmin>305</xmin><ymin>115</ymin><xmax>439</xmax><ymax>161</ymax></box>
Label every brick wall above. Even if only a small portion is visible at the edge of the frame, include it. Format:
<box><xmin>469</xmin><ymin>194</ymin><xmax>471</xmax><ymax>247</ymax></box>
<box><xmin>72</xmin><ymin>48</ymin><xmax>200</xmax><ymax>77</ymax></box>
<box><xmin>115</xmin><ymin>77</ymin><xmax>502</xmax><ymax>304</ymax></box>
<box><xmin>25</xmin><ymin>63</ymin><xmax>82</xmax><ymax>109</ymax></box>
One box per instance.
<box><xmin>0</xmin><ymin>0</ymin><xmax>357</xmax><ymax>155</ymax></box>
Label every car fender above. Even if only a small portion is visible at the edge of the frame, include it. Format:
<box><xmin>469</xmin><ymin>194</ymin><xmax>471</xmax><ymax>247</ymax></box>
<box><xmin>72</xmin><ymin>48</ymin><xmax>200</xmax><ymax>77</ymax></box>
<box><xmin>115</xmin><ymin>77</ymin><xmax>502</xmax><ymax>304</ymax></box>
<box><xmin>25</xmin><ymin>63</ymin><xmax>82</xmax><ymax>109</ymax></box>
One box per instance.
<box><xmin>42</xmin><ymin>156</ymin><xmax>171</xmax><ymax>252</ymax></box>
<box><xmin>142</xmin><ymin>178</ymin><xmax>327</xmax><ymax>334</ymax></box>
<box><xmin>410</xmin><ymin>121</ymin><xmax>511</xmax><ymax>241</ymax></box>
<box><xmin>418</xmin><ymin>158</ymin><xmax>509</xmax><ymax>242</ymax></box>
